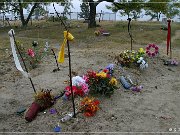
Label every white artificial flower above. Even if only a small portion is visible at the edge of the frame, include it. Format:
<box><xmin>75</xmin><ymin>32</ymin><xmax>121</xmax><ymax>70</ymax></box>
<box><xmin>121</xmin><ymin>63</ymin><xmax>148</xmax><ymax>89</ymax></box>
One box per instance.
<box><xmin>72</xmin><ymin>76</ymin><xmax>86</xmax><ymax>86</ymax></box>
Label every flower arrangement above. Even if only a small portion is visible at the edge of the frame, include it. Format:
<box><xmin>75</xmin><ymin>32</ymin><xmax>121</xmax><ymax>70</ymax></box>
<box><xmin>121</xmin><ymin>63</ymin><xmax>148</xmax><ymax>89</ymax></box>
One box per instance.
<box><xmin>16</xmin><ymin>40</ymin><xmax>50</xmax><ymax>69</ymax></box>
<box><xmin>115</xmin><ymin>48</ymin><xmax>147</xmax><ymax>69</ymax></box>
<box><xmin>118</xmin><ymin>50</ymin><xmax>136</xmax><ymax>67</ymax></box>
<box><xmin>84</xmin><ymin>69</ymin><xmax>118</xmax><ymax>96</ymax></box>
<box><xmin>34</xmin><ymin>89</ymin><xmax>54</xmax><ymax>109</ymax></box>
<box><xmin>79</xmin><ymin>97</ymin><xmax>100</xmax><ymax>117</ymax></box>
<box><xmin>146</xmin><ymin>44</ymin><xmax>159</xmax><ymax>57</ymax></box>
<box><xmin>25</xmin><ymin>89</ymin><xmax>54</xmax><ymax>122</ymax></box>
<box><xmin>64</xmin><ymin>76</ymin><xmax>89</xmax><ymax>99</ymax></box>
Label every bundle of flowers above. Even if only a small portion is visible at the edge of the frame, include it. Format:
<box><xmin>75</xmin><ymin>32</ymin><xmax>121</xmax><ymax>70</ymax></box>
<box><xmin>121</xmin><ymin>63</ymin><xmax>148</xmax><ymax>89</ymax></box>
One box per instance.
<box><xmin>16</xmin><ymin>40</ymin><xmax>50</xmax><ymax>69</ymax></box>
<box><xmin>64</xmin><ymin>76</ymin><xmax>89</xmax><ymax>99</ymax></box>
<box><xmin>34</xmin><ymin>89</ymin><xmax>54</xmax><ymax>109</ymax></box>
<box><xmin>79</xmin><ymin>97</ymin><xmax>100</xmax><ymax>117</ymax></box>
<box><xmin>118</xmin><ymin>50</ymin><xmax>136</xmax><ymax>67</ymax></box>
<box><xmin>84</xmin><ymin>69</ymin><xmax>118</xmax><ymax>96</ymax></box>
<box><xmin>115</xmin><ymin>48</ymin><xmax>147</xmax><ymax>69</ymax></box>
<box><xmin>25</xmin><ymin>89</ymin><xmax>54</xmax><ymax>122</ymax></box>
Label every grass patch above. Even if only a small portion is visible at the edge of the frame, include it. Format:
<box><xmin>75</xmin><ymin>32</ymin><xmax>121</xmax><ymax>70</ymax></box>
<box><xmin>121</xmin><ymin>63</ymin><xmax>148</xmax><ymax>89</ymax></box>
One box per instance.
<box><xmin>0</xmin><ymin>20</ymin><xmax>180</xmax><ymax>61</ymax></box>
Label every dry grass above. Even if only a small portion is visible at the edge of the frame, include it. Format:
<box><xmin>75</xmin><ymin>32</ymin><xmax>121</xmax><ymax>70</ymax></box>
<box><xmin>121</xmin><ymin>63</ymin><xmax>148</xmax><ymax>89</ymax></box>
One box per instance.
<box><xmin>0</xmin><ymin>20</ymin><xmax>180</xmax><ymax>60</ymax></box>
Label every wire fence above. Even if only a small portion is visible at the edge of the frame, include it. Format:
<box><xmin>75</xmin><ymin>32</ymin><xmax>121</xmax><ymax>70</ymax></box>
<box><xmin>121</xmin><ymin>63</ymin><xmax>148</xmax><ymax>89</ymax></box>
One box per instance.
<box><xmin>0</xmin><ymin>12</ymin><xmax>116</xmax><ymax>27</ymax></box>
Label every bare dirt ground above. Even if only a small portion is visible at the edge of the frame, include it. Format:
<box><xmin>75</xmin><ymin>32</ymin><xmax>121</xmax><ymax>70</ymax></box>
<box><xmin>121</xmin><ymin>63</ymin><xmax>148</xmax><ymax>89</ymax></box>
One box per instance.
<box><xmin>0</xmin><ymin>27</ymin><xmax>180</xmax><ymax>134</ymax></box>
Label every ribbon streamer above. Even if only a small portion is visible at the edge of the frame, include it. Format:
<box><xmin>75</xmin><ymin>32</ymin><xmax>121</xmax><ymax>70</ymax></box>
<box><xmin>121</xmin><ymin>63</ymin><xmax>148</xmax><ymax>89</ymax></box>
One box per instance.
<box><xmin>8</xmin><ymin>29</ymin><xmax>30</xmax><ymax>78</ymax></box>
<box><xmin>167</xmin><ymin>20</ymin><xmax>171</xmax><ymax>55</ymax></box>
<box><xmin>57</xmin><ymin>31</ymin><xmax>74</xmax><ymax>63</ymax></box>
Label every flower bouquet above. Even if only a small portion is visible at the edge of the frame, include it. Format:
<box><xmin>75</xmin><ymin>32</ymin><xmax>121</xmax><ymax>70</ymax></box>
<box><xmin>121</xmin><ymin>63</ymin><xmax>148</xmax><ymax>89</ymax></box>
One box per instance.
<box><xmin>79</xmin><ymin>97</ymin><xmax>100</xmax><ymax>117</ymax></box>
<box><xmin>84</xmin><ymin>69</ymin><xmax>118</xmax><ymax>97</ymax></box>
<box><xmin>16</xmin><ymin>40</ymin><xmax>50</xmax><ymax>69</ymax></box>
<box><xmin>115</xmin><ymin>48</ymin><xmax>147</xmax><ymax>69</ymax></box>
<box><xmin>25</xmin><ymin>89</ymin><xmax>54</xmax><ymax>122</ymax></box>
<box><xmin>63</xmin><ymin>76</ymin><xmax>89</xmax><ymax>99</ymax></box>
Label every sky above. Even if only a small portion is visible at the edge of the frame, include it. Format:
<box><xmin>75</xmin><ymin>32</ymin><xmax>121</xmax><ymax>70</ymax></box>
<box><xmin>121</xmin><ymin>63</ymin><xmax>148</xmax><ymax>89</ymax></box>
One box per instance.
<box><xmin>1</xmin><ymin>1</ymin><xmax>179</xmax><ymax>22</ymax></box>
<box><xmin>48</xmin><ymin>1</ymin><xmax>179</xmax><ymax>22</ymax></box>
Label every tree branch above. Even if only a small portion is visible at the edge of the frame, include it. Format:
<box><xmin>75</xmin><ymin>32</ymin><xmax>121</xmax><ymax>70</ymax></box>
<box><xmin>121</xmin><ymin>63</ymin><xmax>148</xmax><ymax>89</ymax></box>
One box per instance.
<box><xmin>9</xmin><ymin>2</ymin><xmax>20</xmax><ymax>12</ymax></box>
<box><xmin>25</xmin><ymin>3</ymin><xmax>39</xmax><ymax>25</ymax></box>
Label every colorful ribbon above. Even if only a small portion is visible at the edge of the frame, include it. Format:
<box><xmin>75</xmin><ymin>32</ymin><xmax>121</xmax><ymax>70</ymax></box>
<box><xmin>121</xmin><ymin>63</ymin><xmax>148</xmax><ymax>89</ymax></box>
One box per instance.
<box><xmin>57</xmin><ymin>31</ymin><xmax>74</xmax><ymax>63</ymax></box>
<box><xmin>167</xmin><ymin>20</ymin><xmax>171</xmax><ymax>55</ymax></box>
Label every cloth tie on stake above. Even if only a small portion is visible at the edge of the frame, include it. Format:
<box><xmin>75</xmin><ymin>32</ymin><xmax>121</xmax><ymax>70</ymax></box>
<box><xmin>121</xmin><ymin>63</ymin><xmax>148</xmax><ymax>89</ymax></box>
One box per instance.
<box><xmin>166</xmin><ymin>19</ymin><xmax>171</xmax><ymax>56</ymax></box>
<box><xmin>57</xmin><ymin>31</ymin><xmax>74</xmax><ymax>63</ymax></box>
<box><xmin>8</xmin><ymin>29</ymin><xmax>30</xmax><ymax>78</ymax></box>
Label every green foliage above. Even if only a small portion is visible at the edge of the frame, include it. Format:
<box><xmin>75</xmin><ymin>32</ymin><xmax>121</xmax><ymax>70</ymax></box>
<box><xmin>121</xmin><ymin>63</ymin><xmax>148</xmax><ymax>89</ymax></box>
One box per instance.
<box><xmin>79</xmin><ymin>0</ymin><xmax>89</xmax><ymax>19</ymax></box>
<box><xmin>166</xmin><ymin>2</ymin><xmax>180</xmax><ymax>19</ymax></box>
<box><xmin>16</xmin><ymin>40</ymin><xmax>50</xmax><ymax>69</ymax></box>
<box><xmin>2</xmin><ymin>1</ymin><xmax>64</xmax><ymax>26</ymax></box>
<box><xmin>144</xmin><ymin>0</ymin><xmax>169</xmax><ymax>21</ymax></box>
<box><xmin>107</xmin><ymin>0</ymin><xmax>143</xmax><ymax>19</ymax></box>
<box><xmin>86</xmin><ymin>70</ymin><xmax>118</xmax><ymax>97</ymax></box>
<box><xmin>62</xmin><ymin>0</ymin><xmax>73</xmax><ymax>15</ymax></box>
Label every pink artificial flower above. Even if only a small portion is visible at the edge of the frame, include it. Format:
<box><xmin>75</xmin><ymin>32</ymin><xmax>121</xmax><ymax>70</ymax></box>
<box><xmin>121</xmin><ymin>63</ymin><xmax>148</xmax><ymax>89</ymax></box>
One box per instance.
<box><xmin>27</xmin><ymin>49</ymin><xmax>35</xmax><ymax>57</ymax></box>
<box><xmin>155</xmin><ymin>46</ymin><xmax>159</xmax><ymax>50</ymax></box>
<box><xmin>83</xmin><ymin>75</ymin><xmax>89</xmax><ymax>83</ymax></box>
<box><xmin>79</xmin><ymin>82</ymin><xmax>89</xmax><ymax>95</ymax></box>
<box><xmin>152</xmin><ymin>44</ymin><xmax>155</xmax><ymax>48</ymax></box>
<box><xmin>152</xmin><ymin>53</ymin><xmax>155</xmax><ymax>57</ymax></box>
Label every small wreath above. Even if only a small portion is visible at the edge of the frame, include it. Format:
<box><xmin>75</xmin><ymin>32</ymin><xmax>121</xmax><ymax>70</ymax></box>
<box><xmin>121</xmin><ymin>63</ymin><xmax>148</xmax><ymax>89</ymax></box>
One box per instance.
<box><xmin>146</xmin><ymin>44</ymin><xmax>159</xmax><ymax>57</ymax></box>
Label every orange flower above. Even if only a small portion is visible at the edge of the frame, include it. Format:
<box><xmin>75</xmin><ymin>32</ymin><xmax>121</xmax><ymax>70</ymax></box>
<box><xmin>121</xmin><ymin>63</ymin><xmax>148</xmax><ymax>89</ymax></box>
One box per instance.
<box><xmin>80</xmin><ymin>97</ymin><xmax>100</xmax><ymax>117</ymax></box>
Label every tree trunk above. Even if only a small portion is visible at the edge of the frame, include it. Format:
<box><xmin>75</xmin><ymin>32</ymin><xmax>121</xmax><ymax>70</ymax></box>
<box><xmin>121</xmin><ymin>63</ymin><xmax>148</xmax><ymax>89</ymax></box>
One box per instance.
<box><xmin>18</xmin><ymin>0</ymin><xmax>26</xmax><ymax>26</ymax></box>
<box><xmin>25</xmin><ymin>3</ymin><xmax>38</xmax><ymax>25</ymax></box>
<box><xmin>88</xmin><ymin>0</ymin><xmax>96</xmax><ymax>28</ymax></box>
<box><xmin>18</xmin><ymin>0</ymin><xmax>38</xmax><ymax>27</ymax></box>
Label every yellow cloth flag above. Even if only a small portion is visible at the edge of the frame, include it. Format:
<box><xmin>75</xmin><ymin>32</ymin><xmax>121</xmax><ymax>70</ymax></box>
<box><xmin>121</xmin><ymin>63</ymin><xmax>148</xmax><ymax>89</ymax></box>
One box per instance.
<box><xmin>58</xmin><ymin>31</ymin><xmax>74</xmax><ymax>63</ymax></box>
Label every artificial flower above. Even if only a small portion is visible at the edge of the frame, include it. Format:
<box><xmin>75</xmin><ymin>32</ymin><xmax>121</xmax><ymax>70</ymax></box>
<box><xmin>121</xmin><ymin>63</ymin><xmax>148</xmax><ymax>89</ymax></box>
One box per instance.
<box><xmin>85</xmin><ymin>69</ymin><xmax>118</xmax><ymax>96</ymax></box>
<box><xmin>27</xmin><ymin>49</ymin><xmax>35</xmax><ymax>57</ymax></box>
<box><xmin>80</xmin><ymin>97</ymin><xmax>100</xmax><ymax>117</ymax></box>
<box><xmin>109</xmin><ymin>77</ymin><xmax>118</xmax><ymax>85</ymax></box>
<box><xmin>96</xmin><ymin>71</ymin><xmax>107</xmax><ymax>78</ymax></box>
<box><xmin>65</xmin><ymin>86</ymin><xmax>84</xmax><ymax>97</ymax></box>
<box><xmin>32</xmin><ymin>41</ymin><xmax>38</xmax><ymax>47</ymax></box>
<box><xmin>138</xmin><ymin>48</ymin><xmax>145</xmax><ymax>54</ymax></box>
<box><xmin>72</xmin><ymin>76</ymin><xmax>86</xmax><ymax>86</ymax></box>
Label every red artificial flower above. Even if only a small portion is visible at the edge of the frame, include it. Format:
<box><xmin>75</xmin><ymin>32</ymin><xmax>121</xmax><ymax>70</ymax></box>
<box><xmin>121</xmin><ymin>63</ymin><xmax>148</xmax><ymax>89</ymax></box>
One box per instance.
<box><xmin>65</xmin><ymin>86</ymin><xmax>84</xmax><ymax>98</ymax></box>
<box><xmin>103</xmin><ymin>69</ymin><xmax>108</xmax><ymax>73</ymax></box>
<box><xmin>80</xmin><ymin>97</ymin><xmax>100</xmax><ymax>117</ymax></box>
<box><xmin>84</xmin><ymin>112</ymin><xmax>94</xmax><ymax>117</ymax></box>
<box><xmin>27</xmin><ymin>49</ymin><xmax>35</xmax><ymax>57</ymax></box>
<box><xmin>106</xmin><ymin>74</ymin><xmax>110</xmax><ymax>78</ymax></box>
<box><xmin>93</xmin><ymin>100</ymin><xmax>100</xmax><ymax>105</ymax></box>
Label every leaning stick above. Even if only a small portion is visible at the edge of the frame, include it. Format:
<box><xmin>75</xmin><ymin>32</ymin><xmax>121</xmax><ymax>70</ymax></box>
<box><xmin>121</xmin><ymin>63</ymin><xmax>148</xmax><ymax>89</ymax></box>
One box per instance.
<box><xmin>11</xmin><ymin>30</ymin><xmax>36</xmax><ymax>94</ymax></box>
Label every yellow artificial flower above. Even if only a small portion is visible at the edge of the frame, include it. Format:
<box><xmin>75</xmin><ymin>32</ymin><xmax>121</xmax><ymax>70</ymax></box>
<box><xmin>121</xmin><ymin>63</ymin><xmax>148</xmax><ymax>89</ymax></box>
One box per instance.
<box><xmin>109</xmin><ymin>77</ymin><xmax>117</xmax><ymax>85</ymax></box>
<box><xmin>139</xmin><ymin>48</ymin><xmax>145</xmax><ymax>54</ymax></box>
<box><xmin>96</xmin><ymin>72</ymin><xmax>107</xmax><ymax>78</ymax></box>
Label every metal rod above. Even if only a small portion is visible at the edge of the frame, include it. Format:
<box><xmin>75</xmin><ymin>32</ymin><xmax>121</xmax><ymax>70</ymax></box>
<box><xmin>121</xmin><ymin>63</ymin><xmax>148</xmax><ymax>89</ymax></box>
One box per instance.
<box><xmin>67</xmin><ymin>40</ymin><xmax>76</xmax><ymax>118</ymax></box>
<box><xmin>53</xmin><ymin>3</ymin><xmax>76</xmax><ymax>118</ymax></box>
<box><xmin>51</xmin><ymin>48</ymin><xmax>60</xmax><ymax>70</ymax></box>
<box><xmin>11</xmin><ymin>30</ymin><xmax>36</xmax><ymax>94</ymax></box>
<box><xmin>127</xmin><ymin>18</ymin><xmax>133</xmax><ymax>51</ymax></box>
<box><xmin>53</xmin><ymin>3</ymin><xmax>67</xmax><ymax>30</ymax></box>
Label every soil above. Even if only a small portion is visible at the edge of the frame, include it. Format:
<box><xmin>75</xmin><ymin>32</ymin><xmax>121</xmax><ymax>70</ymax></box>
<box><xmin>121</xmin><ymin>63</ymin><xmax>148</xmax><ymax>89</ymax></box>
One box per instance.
<box><xmin>0</xmin><ymin>29</ymin><xmax>180</xmax><ymax>134</ymax></box>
